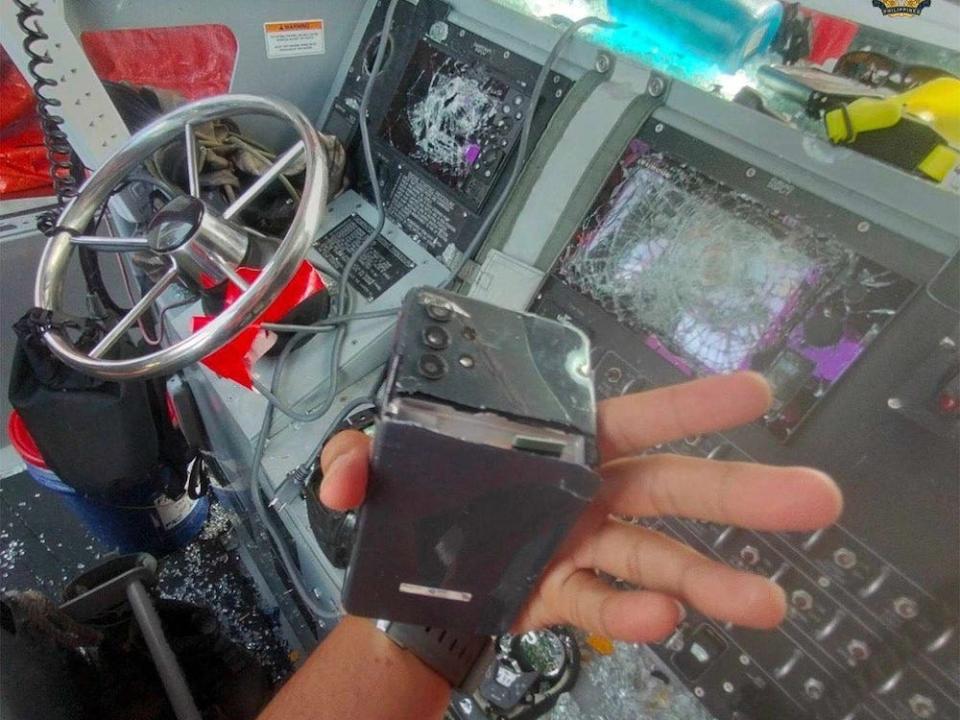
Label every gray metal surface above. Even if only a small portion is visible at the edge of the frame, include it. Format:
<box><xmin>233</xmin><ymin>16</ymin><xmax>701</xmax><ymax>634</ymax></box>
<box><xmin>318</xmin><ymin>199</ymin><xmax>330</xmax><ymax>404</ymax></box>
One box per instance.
<box><xmin>63</xmin><ymin>0</ymin><xmax>368</xmax><ymax>142</ymax></box>
<box><xmin>657</xmin><ymin>82</ymin><xmax>960</xmax><ymax>263</ymax></box>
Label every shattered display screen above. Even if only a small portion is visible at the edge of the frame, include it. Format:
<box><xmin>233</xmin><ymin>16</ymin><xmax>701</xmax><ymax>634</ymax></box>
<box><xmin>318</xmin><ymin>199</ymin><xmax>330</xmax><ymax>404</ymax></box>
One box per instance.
<box><xmin>381</xmin><ymin>40</ymin><xmax>509</xmax><ymax>194</ymax></box>
<box><xmin>558</xmin><ymin>139</ymin><xmax>915</xmax><ymax>438</ymax></box>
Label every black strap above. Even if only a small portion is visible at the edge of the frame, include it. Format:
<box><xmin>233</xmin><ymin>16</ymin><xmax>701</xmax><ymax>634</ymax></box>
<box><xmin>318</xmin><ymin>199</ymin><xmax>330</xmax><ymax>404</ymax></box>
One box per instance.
<box><xmin>382</xmin><ymin>621</ymin><xmax>489</xmax><ymax>687</ymax></box>
<box><xmin>11</xmin><ymin>308</ymin><xmax>104</xmax><ymax>391</ymax></box>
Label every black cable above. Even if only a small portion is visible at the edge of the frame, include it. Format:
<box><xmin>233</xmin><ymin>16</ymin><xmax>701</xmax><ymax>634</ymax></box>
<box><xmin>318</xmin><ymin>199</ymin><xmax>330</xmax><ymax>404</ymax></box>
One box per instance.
<box><xmin>249</xmin><ymin>330</ymin><xmax>341</xmax><ymax>623</ymax></box>
<box><xmin>445</xmin><ymin>14</ymin><xmax>617</xmax><ymax>287</ymax></box>
<box><xmin>254</xmin><ymin>0</ymin><xmax>403</xmax><ymax>425</ymax></box>
<box><xmin>14</xmin><ymin>0</ymin><xmax>84</xmax><ymax>236</ymax></box>
<box><xmin>79</xmin><ymin>176</ymin><xmax>176</xmax><ymax>318</ymax></box>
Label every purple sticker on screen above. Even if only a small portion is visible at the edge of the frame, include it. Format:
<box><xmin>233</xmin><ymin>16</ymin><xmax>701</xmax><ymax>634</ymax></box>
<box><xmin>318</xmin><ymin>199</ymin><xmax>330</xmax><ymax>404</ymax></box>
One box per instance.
<box><xmin>464</xmin><ymin>144</ymin><xmax>481</xmax><ymax>165</ymax></box>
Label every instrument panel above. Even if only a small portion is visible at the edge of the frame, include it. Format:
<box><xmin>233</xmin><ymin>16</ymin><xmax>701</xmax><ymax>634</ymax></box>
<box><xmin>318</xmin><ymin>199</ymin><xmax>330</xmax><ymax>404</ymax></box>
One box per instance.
<box><xmin>322</xmin><ymin>0</ymin><xmax>571</xmax><ymax>269</ymax></box>
<box><xmin>531</xmin><ymin>121</ymin><xmax>959</xmax><ymax>720</ymax></box>
<box><xmin>550</xmin><ymin>133</ymin><xmax>916</xmax><ymax>441</ymax></box>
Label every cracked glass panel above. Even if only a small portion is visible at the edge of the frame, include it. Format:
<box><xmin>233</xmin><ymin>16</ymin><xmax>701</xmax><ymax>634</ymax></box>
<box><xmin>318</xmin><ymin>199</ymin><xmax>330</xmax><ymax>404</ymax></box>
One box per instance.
<box><xmin>558</xmin><ymin>138</ymin><xmax>915</xmax><ymax>439</ymax></box>
<box><xmin>382</xmin><ymin>40</ymin><xmax>508</xmax><ymax>193</ymax></box>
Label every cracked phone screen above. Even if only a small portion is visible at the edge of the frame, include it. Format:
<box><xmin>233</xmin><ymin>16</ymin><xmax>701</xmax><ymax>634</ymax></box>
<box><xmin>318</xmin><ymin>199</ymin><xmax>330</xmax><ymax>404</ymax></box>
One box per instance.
<box><xmin>558</xmin><ymin>139</ymin><xmax>915</xmax><ymax>438</ymax></box>
<box><xmin>381</xmin><ymin>40</ymin><xmax>507</xmax><ymax>192</ymax></box>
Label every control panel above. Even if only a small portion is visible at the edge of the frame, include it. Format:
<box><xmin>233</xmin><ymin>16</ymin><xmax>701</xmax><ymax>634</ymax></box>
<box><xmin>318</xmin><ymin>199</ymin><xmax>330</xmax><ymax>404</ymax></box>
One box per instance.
<box><xmin>530</xmin><ymin>122</ymin><xmax>959</xmax><ymax>720</ymax></box>
<box><xmin>322</xmin><ymin>0</ymin><xmax>571</xmax><ymax>268</ymax></box>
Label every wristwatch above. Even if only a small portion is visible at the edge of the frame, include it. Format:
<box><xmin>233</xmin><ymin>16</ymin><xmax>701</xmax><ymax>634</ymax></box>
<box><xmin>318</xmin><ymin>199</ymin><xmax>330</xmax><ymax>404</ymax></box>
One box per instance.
<box><xmin>375</xmin><ymin>619</ymin><xmax>490</xmax><ymax>686</ymax></box>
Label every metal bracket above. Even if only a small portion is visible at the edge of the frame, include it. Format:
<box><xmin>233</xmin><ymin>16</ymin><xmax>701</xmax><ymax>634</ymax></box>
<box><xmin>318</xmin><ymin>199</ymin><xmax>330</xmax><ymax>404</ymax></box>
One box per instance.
<box><xmin>456</xmin><ymin>257</ymin><xmax>482</xmax><ymax>284</ymax></box>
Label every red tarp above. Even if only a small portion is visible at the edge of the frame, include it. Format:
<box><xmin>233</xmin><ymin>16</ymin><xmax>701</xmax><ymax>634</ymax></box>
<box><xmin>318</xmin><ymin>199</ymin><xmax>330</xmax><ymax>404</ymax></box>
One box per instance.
<box><xmin>1</xmin><ymin>25</ymin><xmax>236</xmax><ymax>198</ymax></box>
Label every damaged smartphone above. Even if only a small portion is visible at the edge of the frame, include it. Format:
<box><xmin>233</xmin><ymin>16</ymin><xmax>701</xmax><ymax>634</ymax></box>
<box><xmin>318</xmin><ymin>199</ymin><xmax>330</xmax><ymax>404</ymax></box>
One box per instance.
<box><xmin>342</xmin><ymin>288</ymin><xmax>600</xmax><ymax>635</ymax></box>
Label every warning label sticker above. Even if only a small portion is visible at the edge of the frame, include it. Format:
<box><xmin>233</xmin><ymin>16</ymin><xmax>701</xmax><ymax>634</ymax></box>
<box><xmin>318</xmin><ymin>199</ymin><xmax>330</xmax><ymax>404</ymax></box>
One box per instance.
<box><xmin>264</xmin><ymin>19</ymin><xmax>325</xmax><ymax>59</ymax></box>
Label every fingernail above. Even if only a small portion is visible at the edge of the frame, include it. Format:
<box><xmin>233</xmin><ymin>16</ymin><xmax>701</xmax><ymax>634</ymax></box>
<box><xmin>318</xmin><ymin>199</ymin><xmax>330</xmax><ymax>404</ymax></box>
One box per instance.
<box><xmin>317</xmin><ymin>454</ymin><xmax>345</xmax><ymax>500</ymax></box>
<box><xmin>674</xmin><ymin>601</ymin><xmax>687</xmax><ymax>623</ymax></box>
<box><xmin>324</xmin><ymin>448</ymin><xmax>354</xmax><ymax>479</ymax></box>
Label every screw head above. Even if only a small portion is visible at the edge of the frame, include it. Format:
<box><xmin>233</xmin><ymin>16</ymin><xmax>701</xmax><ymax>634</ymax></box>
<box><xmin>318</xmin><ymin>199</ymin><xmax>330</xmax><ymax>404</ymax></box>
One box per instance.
<box><xmin>595</xmin><ymin>53</ymin><xmax>611</xmax><ymax>73</ymax></box>
<box><xmin>909</xmin><ymin>693</ymin><xmax>936</xmax><ymax>718</ymax></box>
<box><xmin>894</xmin><ymin>596</ymin><xmax>919</xmax><ymax>620</ymax></box>
<box><xmin>804</xmin><ymin>678</ymin><xmax>825</xmax><ymax>700</ymax></box>
<box><xmin>429</xmin><ymin>21</ymin><xmax>449</xmax><ymax>42</ymax></box>
<box><xmin>458</xmin><ymin>354</ymin><xmax>475</xmax><ymax>368</ymax></box>
<box><xmin>887</xmin><ymin>397</ymin><xmax>904</xmax><ymax>410</ymax></box>
<box><xmin>648</xmin><ymin>76</ymin><xmax>666</xmax><ymax>97</ymax></box>
<box><xmin>739</xmin><ymin>545</ymin><xmax>760</xmax><ymax>566</ymax></box>
<box><xmin>857</xmin><ymin>221</ymin><xmax>871</xmax><ymax>233</ymax></box>
<box><xmin>833</xmin><ymin>548</ymin><xmax>857</xmax><ymax>569</ymax></box>
<box><xmin>847</xmin><ymin>639</ymin><xmax>870</xmax><ymax>663</ymax></box>
<box><xmin>791</xmin><ymin>589</ymin><xmax>813</xmax><ymax>611</ymax></box>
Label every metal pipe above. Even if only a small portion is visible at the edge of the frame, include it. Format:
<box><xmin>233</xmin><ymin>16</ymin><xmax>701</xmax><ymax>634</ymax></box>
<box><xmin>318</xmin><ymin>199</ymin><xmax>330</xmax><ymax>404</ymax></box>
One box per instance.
<box><xmin>125</xmin><ymin>579</ymin><xmax>202</xmax><ymax>720</ymax></box>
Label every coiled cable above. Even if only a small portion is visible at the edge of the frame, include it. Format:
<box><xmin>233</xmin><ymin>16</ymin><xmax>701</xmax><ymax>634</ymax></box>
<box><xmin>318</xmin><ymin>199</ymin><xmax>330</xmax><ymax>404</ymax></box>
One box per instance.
<box><xmin>14</xmin><ymin>0</ymin><xmax>83</xmax><ymax>235</ymax></box>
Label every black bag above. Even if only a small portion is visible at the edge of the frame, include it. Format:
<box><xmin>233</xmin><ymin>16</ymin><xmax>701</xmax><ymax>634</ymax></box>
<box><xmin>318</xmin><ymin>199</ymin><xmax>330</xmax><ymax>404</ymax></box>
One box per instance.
<box><xmin>8</xmin><ymin>309</ymin><xmax>188</xmax><ymax>498</ymax></box>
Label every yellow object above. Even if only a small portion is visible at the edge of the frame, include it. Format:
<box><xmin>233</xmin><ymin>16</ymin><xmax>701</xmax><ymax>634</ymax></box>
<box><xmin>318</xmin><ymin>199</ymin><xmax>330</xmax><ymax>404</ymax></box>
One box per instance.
<box><xmin>825</xmin><ymin>98</ymin><xmax>900</xmax><ymax>142</ymax></box>
<box><xmin>916</xmin><ymin>144</ymin><xmax>959</xmax><ymax>182</ymax></box>
<box><xmin>826</xmin><ymin>77</ymin><xmax>960</xmax><ymax>146</ymax></box>
<box><xmin>586</xmin><ymin>634</ymin><xmax>615</xmax><ymax>655</ymax></box>
<box><xmin>900</xmin><ymin>77</ymin><xmax>960</xmax><ymax>145</ymax></box>
<box><xmin>824</xmin><ymin>76</ymin><xmax>960</xmax><ymax>182</ymax></box>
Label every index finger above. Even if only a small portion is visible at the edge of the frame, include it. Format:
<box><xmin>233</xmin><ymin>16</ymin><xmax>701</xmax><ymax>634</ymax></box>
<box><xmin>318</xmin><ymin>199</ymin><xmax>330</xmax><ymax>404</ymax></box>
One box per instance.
<box><xmin>597</xmin><ymin>372</ymin><xmax>772</xmax><ymax>462</ymax></box>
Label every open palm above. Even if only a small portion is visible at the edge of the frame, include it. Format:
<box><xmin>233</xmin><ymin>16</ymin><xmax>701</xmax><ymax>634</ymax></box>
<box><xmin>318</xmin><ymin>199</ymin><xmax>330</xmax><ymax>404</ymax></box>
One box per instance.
<box><xmin>318</xmin><ymin>372</ymin><xmax>842</xmax><ymax>643</ymax></box>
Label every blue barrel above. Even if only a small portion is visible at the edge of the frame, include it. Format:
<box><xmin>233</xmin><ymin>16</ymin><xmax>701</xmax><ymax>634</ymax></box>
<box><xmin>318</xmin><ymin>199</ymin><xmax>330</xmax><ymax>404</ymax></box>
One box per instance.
<box><xmin>606</xmin><ymin>0</ymin><xmax>783</xmax><ymax>71</ymax></box>
<box><xmin>7</xmin><ymin>411</ymin><xmax>208</xmax><ymax>555</ymax></box>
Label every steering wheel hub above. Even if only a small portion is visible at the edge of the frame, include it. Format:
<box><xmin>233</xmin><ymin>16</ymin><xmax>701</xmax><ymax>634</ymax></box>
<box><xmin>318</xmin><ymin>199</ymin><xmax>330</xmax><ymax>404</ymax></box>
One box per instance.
<box><xmin>147</xmin><ymin>195</ymin><xmax>204</xmax><ymax>253</ymax></box>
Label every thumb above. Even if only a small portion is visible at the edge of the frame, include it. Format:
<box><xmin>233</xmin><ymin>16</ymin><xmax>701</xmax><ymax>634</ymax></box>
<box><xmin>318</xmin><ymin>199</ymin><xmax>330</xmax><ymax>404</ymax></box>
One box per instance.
<box><xmin>318</xmin><ymin>430</ymin><xmax>371</xmax><ymax>511</ymax></box>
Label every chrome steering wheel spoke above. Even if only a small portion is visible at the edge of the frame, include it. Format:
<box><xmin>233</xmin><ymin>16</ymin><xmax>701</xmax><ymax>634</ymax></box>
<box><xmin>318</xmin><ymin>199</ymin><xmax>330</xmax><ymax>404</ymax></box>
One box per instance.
<box><xmin>184</xmin><ymin>122</ymin><xmax>202</xmax><ymax>198</ymax></box>
<box><xmin>71</xmin><ymin>235</ymin><xmax>152</xmax><ymax>252</ymax></box>
<box><xmin>89</xmin><ymin>263</ymin><xmax>180</xmax><ymax>359</ymax></box>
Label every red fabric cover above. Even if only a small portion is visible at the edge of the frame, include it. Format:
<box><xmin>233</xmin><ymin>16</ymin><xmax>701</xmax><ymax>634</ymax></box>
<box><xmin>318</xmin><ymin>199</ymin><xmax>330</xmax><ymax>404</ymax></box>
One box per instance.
<box><xmin>0</xmin><ymin>46</ymin><xmax>53</xmax><ymax>196</ymax></box>
<box><xmin>192</xmin><ymin>261</ymin><xmax>327</xmax><ymax>389</ymax></box>
<box><xmin>80</xmin><ymin>25</ymin><xmax>237</xmax><ymax>100</ymax></box>
<box><xmin>1</xmin><ymin>26</ymin><xmax>236</xmax><ymax>197</ymax></box>
<box><xmin>803</xmin><ymin>10</ymin><xmax>860</xmax><ymax>65</ymax></box>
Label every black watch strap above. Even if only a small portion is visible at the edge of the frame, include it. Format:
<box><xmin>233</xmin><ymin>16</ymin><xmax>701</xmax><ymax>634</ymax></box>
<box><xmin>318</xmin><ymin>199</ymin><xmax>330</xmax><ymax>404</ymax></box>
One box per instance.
<box><xmin>376</xmin><ymin>620</ymin><xmax>489</xmax><ymax>686</ymax></box>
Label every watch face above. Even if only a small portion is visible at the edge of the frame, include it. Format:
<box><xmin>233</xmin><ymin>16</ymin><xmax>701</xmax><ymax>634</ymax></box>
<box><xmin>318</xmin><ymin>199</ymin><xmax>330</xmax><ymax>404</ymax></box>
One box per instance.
<box><xmin>515</xmin><ymin>630</ymin><xmax>567</xmax><ymax>679</ymax></box>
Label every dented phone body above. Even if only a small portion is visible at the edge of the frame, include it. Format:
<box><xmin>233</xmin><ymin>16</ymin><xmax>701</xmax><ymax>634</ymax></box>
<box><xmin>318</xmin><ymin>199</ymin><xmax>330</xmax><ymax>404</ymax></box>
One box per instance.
<box><xmin>342</xmin><ymin>288</ymin><xmax>600</xmax><ymax>634</ymax></box>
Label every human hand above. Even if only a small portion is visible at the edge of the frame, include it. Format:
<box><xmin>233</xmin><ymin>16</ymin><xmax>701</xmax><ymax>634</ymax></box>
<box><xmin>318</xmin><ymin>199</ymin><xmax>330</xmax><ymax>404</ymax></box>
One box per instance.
<box><xmin>318</xmin><ymin>372</ymin><xmax>842</xmax><ymax>644</ymax></box>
